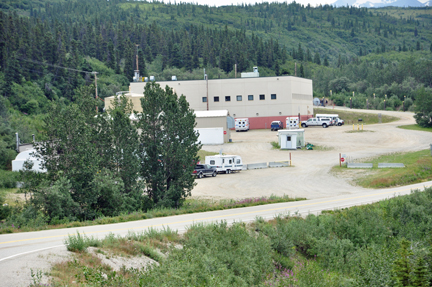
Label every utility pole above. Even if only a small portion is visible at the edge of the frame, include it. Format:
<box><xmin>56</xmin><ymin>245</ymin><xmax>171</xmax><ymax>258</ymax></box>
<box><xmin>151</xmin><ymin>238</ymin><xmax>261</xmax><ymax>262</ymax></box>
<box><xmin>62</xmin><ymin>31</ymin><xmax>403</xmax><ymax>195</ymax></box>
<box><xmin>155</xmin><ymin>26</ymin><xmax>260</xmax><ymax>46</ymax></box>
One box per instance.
<box><xmin>295</xmin><ymin>62</ymin><xmax>297</xmax><ymax>77</ymax></box>
<box><xmin>92</xmin><ymin>71</ymin><xmax>98</xmax><ymax>113</ymax></box>
<box><xmin>205</xmin><ymin>73</ymin><xmax>209</xmax><ymax>111</ymax></box>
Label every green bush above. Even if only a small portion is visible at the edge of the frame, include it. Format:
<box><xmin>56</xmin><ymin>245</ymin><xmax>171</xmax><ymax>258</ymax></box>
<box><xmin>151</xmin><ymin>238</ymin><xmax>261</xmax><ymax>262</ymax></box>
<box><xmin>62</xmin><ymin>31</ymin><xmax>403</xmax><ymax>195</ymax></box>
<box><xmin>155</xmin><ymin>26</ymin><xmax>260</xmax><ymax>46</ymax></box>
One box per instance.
<box><xmin>0</xmin><ymin>170</ymin><xmax>19</xmax><ymax>188</ymax></box>
<box><xmin>139</xmin><ymin>222</ymin><xmax>274</xmax><ymax>286</ymax></box>
<box><xmin>65</xmin><ymin>232</ymin><xmax>101</xmax><ymax>252</ymax></box>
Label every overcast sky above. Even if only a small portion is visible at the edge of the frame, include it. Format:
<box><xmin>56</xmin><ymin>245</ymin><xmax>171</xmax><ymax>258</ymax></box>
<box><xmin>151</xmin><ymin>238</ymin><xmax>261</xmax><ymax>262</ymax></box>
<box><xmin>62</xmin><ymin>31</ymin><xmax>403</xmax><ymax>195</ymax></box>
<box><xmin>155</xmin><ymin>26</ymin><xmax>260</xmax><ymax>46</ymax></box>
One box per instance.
<box><xmin>177</xmin><ymin>0</ymin><xmax>335</xmax><ymax>7</ymax></box>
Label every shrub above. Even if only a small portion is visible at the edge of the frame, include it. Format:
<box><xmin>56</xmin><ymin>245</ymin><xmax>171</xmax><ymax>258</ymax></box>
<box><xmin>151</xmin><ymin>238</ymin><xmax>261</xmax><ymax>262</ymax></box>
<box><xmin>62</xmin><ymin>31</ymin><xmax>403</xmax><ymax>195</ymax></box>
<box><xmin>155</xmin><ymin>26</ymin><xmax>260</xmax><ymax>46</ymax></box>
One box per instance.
<box><xmin>65</xmin><ymin>232</ymin><xmax>101</xmax><ymax>252</ymax></box>
<box><xmin>0</xmin><ymin>170</ymin><xmax>20</xmax><ymax>188</ymax></box>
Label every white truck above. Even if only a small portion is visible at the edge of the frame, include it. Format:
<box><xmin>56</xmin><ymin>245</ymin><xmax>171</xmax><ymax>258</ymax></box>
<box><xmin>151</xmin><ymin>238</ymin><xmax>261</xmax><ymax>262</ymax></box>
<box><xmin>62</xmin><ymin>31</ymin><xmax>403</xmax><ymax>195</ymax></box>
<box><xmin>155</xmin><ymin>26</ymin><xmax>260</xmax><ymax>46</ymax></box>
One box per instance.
<box><xmin>301</xmin><ymin>117</ymin><xmax>332</xmax><ymax>128</ymax></box>
<box><xmin>316</xmin><ymin>114</ymin><xmax>344</xmax><ymax>126</ymax></box>
<box><xmin>205</xmin><ymin>155</ymin><xmax>243</xmax><ymax>174</ymax></box>
<box><xmin>235</xmin><ymin>118</ymin><xmax>249</xmax><ymax>132</ymax></box>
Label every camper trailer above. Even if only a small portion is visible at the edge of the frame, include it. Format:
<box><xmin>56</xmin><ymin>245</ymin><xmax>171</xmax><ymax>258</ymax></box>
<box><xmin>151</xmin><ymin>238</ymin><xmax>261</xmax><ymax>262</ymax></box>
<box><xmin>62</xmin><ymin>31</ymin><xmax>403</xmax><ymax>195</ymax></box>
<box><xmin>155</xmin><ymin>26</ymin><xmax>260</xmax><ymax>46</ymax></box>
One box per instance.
<box><xmin>205</xmin><ymin>155</ymin><xmax>243</xmax><ymax>174</ymax></box>
<box><xmin>235</xmin><ymin>118</ymin><xmax>249</xmax><ymax>132</ymax></box>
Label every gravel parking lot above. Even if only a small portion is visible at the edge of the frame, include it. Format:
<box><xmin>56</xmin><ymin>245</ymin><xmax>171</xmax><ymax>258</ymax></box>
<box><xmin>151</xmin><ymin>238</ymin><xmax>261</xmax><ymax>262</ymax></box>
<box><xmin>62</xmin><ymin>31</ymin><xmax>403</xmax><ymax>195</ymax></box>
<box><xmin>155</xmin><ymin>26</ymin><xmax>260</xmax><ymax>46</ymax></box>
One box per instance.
<box><xmin>192</xmin><ymin>108</ymin><xmax>432</xmax><ymax>200</ymax></box>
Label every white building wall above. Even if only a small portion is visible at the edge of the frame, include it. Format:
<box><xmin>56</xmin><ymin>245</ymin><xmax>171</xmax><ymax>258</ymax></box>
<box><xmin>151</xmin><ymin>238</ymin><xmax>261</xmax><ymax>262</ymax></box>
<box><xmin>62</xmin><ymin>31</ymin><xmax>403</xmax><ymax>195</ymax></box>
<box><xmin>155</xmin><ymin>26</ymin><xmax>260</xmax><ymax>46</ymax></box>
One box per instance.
<box><xmin>128</xmin><ymin>76</ymin><xmax>312</xmax><ymax>119</ymax></box>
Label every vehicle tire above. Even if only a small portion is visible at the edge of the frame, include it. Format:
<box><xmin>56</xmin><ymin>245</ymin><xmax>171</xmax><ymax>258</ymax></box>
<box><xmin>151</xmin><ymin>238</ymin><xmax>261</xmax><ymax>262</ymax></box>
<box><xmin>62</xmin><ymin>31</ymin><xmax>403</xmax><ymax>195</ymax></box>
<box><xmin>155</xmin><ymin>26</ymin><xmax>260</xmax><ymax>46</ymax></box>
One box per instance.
<box><xmin>212</xmin><ymin>171</ymin><xmax>217</xmax><ymax>177</ymax></box>
<box><xmin>338</xmin><ymin>123</ymin><xmax>342</xmax><ymax>126</ymax></box>
<box><xmin>271</xmin><ymin>128</ymin><xmax>273</xmax><ymax>131</ymax></box>
<box><xmin>236</xmin><ymin>130</ymin><xmax>239</xmax><ymax>132</ymax></box>
<box><xmin>301</xmin><ymin>123</ymin><xmax>306</xmax><ymax>128</ymax></box>
<box><xmin>226</xmin><ymin>169</ymin><xmax>231</xmax><ymax>174</ymax></box>
<box><xmin>322</xmin><ymin>123</ymin><xmax>328</xmax><ymax>128</ymax></box>
<box><xmin>197</xmin><ymin>172</ymin><xmax>203</xmax><ymax>179</ymax></box>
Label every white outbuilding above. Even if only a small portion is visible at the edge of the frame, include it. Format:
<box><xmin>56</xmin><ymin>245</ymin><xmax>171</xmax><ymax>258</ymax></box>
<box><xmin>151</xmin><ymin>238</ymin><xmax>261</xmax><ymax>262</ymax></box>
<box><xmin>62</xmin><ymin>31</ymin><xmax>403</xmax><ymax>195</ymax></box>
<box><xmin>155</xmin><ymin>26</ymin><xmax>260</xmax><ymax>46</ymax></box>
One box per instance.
<box><xmin>12</xmin><ymin>149</ymin><xmax>46</xmax><ymax>172</ymax></box>
<box><xmin>278</xmin><ymin>129</ymin><xmax>305</xmax><ymax>150</ymax></box>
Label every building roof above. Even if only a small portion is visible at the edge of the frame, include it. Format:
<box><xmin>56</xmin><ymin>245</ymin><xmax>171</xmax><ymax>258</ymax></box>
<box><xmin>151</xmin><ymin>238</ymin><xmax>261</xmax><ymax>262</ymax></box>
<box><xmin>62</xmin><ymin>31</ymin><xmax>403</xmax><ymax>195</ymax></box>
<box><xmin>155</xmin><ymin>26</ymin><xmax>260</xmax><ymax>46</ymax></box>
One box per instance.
<box><xmin>194</xmin><ymin>110</ymin><xmax>229</xmax><ymax>118</ymax></box>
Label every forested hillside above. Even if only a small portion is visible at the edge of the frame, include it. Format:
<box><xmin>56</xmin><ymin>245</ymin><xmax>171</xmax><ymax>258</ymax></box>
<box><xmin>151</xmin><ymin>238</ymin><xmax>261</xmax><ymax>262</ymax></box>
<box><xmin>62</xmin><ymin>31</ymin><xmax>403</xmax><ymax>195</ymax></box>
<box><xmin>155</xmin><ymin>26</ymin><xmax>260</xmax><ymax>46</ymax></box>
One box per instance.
<box><xmin>1</xmin><ymin>0</ymin><xmax>432</xmax><ymax>170</ymax></box>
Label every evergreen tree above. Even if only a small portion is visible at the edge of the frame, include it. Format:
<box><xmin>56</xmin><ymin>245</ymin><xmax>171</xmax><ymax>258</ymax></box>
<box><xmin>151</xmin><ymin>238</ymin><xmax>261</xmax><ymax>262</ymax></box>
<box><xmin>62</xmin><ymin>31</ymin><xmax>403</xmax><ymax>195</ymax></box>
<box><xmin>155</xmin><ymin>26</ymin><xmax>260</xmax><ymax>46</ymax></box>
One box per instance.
<box><xmin>323</xmin><ymin>55</ymin><xmax>329</xmax><ymax>66</ymax></box>
<box><xmin>138</xmin><ymin>49</ymin><xmax>147</xmax><ymax>77</ymax></box>
<box><xmin>299</xmin><ymin>63</ymin><xmax>304</xmax><ymax>77</ymax></box>
<box><xmin>138</xmin><ymin>82</ymin><xmax>201</xmax><ymax>209</ymax></box>
<box><xmin>412</xmin><ymin>257</ymin><xmax>428</xmax><ymax>287</ymax></box>
<box><xmin>314</xmin><ymin>52</ymin><xmax>321</xmax><ymax>65</ymax></box>
<box><xmin>393</xmin><ymin>239</ymin><xmax>413</xmax><ymax>287</ymax></box>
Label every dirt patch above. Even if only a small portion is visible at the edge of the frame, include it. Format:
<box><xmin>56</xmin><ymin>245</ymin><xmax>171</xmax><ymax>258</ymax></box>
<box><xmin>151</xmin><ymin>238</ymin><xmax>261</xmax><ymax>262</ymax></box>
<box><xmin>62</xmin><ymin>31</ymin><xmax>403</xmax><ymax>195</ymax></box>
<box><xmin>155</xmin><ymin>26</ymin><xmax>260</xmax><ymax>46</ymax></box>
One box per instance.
<box><xmin>87</xmin><ymin>247</ymin><xmax>158</xmax><ymax>272</ymax></box>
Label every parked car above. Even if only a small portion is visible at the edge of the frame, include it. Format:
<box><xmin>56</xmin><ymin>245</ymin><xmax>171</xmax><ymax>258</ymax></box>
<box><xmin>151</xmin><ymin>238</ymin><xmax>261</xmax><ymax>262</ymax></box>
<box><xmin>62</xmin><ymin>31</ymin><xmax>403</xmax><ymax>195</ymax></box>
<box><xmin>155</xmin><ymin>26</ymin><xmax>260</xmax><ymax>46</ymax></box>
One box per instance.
<box><xmin>192</xmin><ymin>164</ymin><xmax>217</xmax><ymax>178</ymax></box>
<box><xmin>301</xmin><ymin>118</ymin><xmax>332</xmax><ymax>128</ymax></box>
<box><xmin>271</xmin><ymin>121</ymin><xmax>283</xmax><ymax>131</ymax></box>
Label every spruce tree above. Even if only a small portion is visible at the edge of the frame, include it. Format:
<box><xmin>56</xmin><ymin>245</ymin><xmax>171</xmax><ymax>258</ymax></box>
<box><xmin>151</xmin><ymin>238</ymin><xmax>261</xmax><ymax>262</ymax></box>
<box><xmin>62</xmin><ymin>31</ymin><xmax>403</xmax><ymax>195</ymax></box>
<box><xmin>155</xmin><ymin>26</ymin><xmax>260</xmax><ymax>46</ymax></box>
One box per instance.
<box><xmin>412</xmin><ymin>257</ymin><xmax>428</xmax><ymax>287</ymax></box>
<box><xmin>393</xmin><ymin>239</ymin><xmax>413</xmax><ymax>287</ymax></box>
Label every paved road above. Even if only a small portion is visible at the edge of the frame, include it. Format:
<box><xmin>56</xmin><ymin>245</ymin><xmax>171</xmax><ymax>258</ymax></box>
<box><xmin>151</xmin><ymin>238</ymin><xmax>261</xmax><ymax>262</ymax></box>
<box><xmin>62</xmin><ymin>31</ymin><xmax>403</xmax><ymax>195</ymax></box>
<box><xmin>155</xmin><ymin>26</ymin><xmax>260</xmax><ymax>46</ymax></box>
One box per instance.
<box><xmin>1</xmin><ymin>180</ymin><xmax>432</xmax><ymax>286</ymax></box>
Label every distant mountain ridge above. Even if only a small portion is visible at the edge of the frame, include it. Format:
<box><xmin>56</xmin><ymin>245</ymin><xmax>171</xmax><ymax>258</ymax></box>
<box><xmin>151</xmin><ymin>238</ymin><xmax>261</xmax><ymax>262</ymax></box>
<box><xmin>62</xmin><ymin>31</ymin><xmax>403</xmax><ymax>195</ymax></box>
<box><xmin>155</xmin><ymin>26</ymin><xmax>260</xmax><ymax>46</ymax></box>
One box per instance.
<box><xmin>332</xmin><ymin>0</ymin><xmax>427</xmax><ymax>7</ymax></box>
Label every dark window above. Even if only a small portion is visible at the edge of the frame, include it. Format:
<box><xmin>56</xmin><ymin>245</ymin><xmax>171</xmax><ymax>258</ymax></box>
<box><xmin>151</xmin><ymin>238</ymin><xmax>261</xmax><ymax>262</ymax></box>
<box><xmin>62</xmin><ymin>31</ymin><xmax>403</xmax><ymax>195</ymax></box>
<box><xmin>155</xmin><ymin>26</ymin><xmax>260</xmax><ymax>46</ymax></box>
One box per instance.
<box><xmin>271</xmin><ymin>94</ymin><xmax>277</xmax><ymax>100</ymax></box>
<box><xmin>202</xmin><ymin>97</ymin><xmax>207</xmax><ymax>102</ymax></box>
<box><xmin>248</xmin><ymin>95</ymin><xmax>254</xmax><ymax>101</ymax></box>
<box><xmin>225</xmin><ymin>96</ymin><xmax>231</xmax><ymax>102</ymax></box>
<box><xmin>259</xmin><ymin>94</ymin><xmax>265</xmax><ymax>100</ymax></box>
<box><xmin>214</xmin><ymin>96</ymin><xmax>219</xmax><ymax>102</ymax></box>
<box><xmin>236</xmin><ymin>95</ymin><xmax>242</xmax><ymax>101</ymax></box>
<box><xmin>210</xmin><ymin>160</ymin><xmax>215</xmax><ymax>164</ymax></box>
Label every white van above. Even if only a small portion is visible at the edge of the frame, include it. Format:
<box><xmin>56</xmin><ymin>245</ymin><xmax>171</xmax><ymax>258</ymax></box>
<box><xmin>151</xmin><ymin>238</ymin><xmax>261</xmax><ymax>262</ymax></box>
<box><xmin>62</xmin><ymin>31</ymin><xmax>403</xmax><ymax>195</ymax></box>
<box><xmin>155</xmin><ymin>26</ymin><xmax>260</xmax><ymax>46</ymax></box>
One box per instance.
<box><xmin>205</xmin><ymin>155</ymin><xmax>243</xmax><ymax>174</ymax></box>
<box><xmin>235</xmin><ymin>118</ymin><xmax>249</xmax><ymax>132</ymax></box>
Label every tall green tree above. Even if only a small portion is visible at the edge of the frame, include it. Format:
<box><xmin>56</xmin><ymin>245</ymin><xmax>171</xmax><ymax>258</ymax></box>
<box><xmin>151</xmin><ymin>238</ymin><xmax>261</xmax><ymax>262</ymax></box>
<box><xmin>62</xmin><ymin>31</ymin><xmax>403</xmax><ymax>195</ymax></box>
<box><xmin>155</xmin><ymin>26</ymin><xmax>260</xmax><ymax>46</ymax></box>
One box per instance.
<box><xmin>103</xmin><ymin>95</ymin><xmax>142</xmax><ymax>212</ymax></box>
<box><xmin>138</xmin><ymin>82</ymin><xmax>201</xmax><ymax>209</ymax></box>
<box><xmin>413</xmin><ymin>88</ymin><xmax>432</xmax><ymax>128</ymax></box>
<box><xmin>35</xmin><ymin>86</ymin><xmax>130</xmax><ymax>220</ymax></box>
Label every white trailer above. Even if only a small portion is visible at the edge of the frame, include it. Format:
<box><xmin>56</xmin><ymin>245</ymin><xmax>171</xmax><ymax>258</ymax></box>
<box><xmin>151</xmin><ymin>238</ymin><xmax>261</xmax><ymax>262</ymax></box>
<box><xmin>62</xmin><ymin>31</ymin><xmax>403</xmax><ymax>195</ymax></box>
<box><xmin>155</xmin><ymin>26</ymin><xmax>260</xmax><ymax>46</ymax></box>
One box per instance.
<box><xmin>235</xmin><ymin>118</ymin><xmax>249</xmax><ymax>132</ymax></box>
<box><xmin>205</xmin><ymin>155</ymin><xmax>243</xmax><ymax>174</ymax></box>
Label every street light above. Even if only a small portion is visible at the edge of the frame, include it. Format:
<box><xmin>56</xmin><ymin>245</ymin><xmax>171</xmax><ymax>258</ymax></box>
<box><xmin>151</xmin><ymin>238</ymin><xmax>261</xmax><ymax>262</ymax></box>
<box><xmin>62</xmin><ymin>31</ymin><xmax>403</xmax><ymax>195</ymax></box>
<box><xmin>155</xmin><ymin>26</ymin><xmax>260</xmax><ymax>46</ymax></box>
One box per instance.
<box><xmin>384</xmin><ymin>99</ymin><xmax>386</xmax><ymax>110</ymax></box>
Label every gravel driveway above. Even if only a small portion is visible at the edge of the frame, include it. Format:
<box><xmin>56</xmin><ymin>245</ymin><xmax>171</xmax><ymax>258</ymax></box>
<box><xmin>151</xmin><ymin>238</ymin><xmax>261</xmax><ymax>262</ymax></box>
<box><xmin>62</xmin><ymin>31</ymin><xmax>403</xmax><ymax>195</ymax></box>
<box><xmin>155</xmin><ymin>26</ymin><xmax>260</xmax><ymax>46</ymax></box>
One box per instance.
<box><xmin>192</xmin><ymin>108</ymin><xmax>432</xmax><ymax>200</ymax></box>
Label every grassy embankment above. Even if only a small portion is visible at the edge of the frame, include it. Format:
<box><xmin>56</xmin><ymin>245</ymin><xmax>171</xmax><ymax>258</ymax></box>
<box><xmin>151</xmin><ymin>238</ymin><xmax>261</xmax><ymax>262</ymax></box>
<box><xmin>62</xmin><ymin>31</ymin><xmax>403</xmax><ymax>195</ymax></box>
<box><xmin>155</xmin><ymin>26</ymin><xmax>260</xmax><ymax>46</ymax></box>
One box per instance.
<box><xmin>313</xmin><ymin>108</ymin><xmax>399</xmax><ymax>125</ymax></box>
<box><xmin>398</xmin><ymin>124</ymin><xmax>432</xmax><ymax>133</ymax></box>
<box><xmin>333</xmin><ymin>149</ymin><xmax>432</xmax><ymax>189</ymax></box>
<box><xmin>45</xmin><ymin>187</ymin><xmax>432</xmax><ymax>286</ymax></box>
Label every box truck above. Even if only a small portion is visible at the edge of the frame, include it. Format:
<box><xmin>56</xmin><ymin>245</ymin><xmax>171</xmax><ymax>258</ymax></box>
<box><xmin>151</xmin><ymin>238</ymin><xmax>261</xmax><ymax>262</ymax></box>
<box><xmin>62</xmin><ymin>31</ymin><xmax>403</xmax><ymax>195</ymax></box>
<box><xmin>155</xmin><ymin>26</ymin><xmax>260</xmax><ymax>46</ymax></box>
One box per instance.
<box><xmin>235</xmin><ymin>118</ymin><xmax>249</xmax><ymax>132</ymax></box>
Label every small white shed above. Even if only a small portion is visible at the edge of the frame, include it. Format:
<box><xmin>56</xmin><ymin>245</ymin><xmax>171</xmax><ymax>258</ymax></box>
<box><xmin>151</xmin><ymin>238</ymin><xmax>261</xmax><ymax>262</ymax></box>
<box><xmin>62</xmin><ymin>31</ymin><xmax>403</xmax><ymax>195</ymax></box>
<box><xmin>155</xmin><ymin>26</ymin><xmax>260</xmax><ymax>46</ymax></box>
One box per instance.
<box><xmin>194</xmin><ymin>127</ymin><xmax>224</xmax><ymax>145</ymax></box>
<box><xmin>12</xmin><ymin>149</ymin><xmax>46</xmax><ymax>172</ymax></box>
<box><xmin>278</xmin><ymin>129</ymin><xmax>305</xmax><ymax>150</ymax></box>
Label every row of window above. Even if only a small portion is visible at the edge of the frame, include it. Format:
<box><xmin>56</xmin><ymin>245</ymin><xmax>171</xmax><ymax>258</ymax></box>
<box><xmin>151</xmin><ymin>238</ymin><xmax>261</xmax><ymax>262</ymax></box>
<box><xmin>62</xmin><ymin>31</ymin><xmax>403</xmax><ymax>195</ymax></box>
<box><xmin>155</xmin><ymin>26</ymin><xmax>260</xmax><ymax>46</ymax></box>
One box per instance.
<box><xmin>202</xmin><ymin>94</ymin><xmax>277</xmax><ymax>103</ymax></box>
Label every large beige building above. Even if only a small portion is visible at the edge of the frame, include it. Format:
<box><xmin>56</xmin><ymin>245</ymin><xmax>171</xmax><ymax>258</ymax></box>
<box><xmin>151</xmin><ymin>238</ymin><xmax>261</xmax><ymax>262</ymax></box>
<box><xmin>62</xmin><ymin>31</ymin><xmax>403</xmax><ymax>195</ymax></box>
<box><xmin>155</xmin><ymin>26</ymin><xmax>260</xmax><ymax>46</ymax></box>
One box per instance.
<box><xmin>105</xmin><ymin>75</ymin><xmax>313</xmax><ymax>129</ymax></box>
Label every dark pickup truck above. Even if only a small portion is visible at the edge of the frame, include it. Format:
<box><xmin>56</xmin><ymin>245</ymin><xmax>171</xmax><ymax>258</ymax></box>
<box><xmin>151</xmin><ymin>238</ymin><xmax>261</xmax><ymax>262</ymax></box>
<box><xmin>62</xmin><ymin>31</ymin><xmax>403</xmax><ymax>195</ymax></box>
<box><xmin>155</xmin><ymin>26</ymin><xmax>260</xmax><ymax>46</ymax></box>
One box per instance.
<box><xmin>192</xmin><ymin>164</ymin><xmax>217</xmax><ymax>179</ymax></box>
